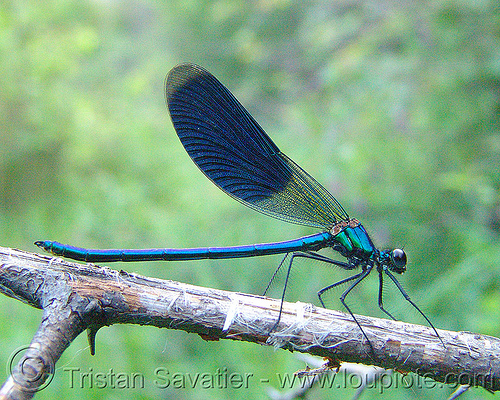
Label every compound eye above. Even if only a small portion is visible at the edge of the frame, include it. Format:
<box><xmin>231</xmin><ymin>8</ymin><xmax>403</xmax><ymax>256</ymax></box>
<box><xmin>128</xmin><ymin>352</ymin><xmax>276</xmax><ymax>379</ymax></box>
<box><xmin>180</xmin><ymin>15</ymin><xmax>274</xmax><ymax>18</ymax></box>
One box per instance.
<box><xmin>391</xmin><ymin>249</ymin><xmax>407</xmax><ymax>272</ymax></box>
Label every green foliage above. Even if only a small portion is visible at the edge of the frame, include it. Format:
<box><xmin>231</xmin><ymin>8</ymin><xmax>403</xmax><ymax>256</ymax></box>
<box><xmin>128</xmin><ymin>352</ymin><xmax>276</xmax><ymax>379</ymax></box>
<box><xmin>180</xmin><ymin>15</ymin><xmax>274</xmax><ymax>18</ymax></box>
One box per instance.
<box><xmin>1</xmin><ymin>0</ymin><xmax>499</xmax><ymax>399</ymax></box>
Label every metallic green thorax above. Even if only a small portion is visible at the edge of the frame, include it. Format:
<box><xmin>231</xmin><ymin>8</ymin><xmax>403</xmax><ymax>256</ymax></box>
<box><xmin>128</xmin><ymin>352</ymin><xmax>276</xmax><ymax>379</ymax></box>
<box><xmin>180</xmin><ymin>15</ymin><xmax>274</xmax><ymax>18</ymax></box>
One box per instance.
<box><xmin>330</xmin><ymin>218</ymin><xmax>375</xmax><ymax>258</ymax></box>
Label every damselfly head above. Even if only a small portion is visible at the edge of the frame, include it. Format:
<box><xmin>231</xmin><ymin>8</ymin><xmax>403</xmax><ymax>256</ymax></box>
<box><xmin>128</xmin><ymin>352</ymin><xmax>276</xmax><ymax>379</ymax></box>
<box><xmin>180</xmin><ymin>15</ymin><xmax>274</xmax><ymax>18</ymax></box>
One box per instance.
<box><xmin>390</xmin><ymin>248</ymin><xmax>407</xmax><ymax>274</ymax></box>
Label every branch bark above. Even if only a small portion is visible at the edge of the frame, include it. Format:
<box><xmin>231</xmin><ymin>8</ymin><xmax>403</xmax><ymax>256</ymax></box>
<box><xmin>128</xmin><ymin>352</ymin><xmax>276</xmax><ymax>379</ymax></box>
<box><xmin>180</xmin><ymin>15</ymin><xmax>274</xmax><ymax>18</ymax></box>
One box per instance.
<box><xmin>0</xmin><ymin>246</ymin><xmax>498</xmax><ymax>399</ymax></box>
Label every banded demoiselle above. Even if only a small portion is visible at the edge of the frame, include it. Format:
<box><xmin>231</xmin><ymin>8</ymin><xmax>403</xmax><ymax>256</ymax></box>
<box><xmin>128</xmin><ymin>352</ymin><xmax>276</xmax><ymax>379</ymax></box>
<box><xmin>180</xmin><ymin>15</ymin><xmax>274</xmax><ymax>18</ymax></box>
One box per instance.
<box><xmin>36</xmin><ymin>63</ymin><xmax>442</xmax><ymax>350</ymax></box>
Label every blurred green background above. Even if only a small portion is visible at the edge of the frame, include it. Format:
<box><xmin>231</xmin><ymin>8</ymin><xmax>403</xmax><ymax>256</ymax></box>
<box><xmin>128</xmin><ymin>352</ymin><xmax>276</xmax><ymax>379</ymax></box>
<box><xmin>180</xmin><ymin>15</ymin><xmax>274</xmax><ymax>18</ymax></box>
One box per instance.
<box><xmin>1</xmin><ymin>0</ymin><xmax>499</xmax><ymax>399</ymax></box>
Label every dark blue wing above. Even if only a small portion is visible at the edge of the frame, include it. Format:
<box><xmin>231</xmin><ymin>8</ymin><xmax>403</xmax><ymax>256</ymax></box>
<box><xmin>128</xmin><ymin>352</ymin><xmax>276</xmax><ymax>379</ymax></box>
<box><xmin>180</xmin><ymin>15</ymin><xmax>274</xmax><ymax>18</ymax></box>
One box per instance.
<box><xmin>165</xmin><ymin>63</ymin><xmax>348</xmax><ymax>229</ymax></box>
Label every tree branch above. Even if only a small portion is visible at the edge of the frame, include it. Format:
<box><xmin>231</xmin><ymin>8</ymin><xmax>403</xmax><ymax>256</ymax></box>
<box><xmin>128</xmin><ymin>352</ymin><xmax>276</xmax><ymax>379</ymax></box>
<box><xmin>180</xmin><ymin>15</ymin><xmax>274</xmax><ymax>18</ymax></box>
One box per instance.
<box><xmin>0</xmin><ymin>246</ymin><xmax>498</xmax><ymax>398</ymax></box>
